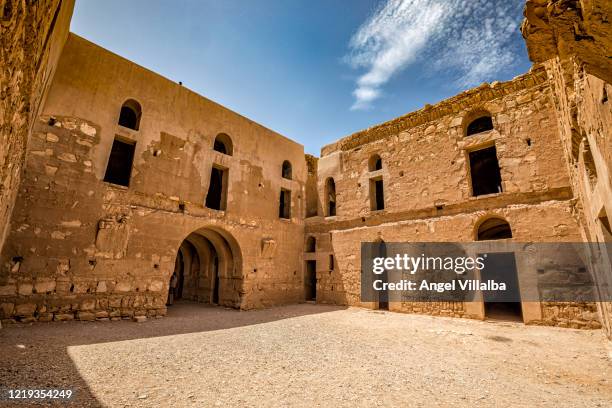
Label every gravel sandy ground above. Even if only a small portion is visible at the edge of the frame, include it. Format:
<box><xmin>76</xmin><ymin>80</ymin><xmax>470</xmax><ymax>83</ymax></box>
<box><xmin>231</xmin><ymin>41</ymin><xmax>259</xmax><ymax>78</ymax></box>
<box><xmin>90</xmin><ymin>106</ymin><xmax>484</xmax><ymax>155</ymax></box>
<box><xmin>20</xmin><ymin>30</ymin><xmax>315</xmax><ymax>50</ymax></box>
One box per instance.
<box><xmin>0</xmin><ymin>302</ymin><xmax>610</xmax><ymax>407</ymax></box>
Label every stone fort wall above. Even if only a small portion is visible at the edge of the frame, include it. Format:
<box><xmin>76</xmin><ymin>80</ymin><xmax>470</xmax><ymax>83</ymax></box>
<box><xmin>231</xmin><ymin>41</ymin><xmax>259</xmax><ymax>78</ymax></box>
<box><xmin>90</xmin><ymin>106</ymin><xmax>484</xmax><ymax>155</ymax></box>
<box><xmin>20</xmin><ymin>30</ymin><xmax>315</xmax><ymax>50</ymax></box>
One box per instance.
<box><xmin>0</xmin><ymin>34</ymin><xmax>307</xmax><ymax>323</ymax></box>
<box><xmin>522</xmin><ymin>0</ymin><xmax>612</xmax><ymax>338</ymax></box>
<box><xmin>304</xmin><ymin>66</ymin><xmax>601</xmax><ymax>329</ymax></box>
<box><xmin>0</xmin><ymin>1</ymin><xmax>609</xmax><ymax>334</ymax></box>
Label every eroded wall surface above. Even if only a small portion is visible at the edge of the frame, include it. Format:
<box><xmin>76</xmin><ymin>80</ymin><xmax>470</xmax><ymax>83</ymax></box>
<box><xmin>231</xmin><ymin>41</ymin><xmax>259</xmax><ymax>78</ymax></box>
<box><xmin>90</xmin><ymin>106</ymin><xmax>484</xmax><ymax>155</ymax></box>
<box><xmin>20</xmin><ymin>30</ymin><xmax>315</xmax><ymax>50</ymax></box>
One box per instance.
<box><xmin>523</xmin><ymin>0</ymin><xmax>612</xmax><ymax>338</ymax></box>
<box><xmin>0</xmin><ymin>0</ymin><xmax>74</xmax><ymax>252</ymax></box>
<box><xmin>0</xmin><ymin>35</ymin><xmax>307</xmax><ymax>322</ymax></box>
<box><xmin>305</xmin><ymin>68</ymin><xmax>600</xmax><ymax>329</ymax></box>
<box><xmin>522</xmin><ymin>0</ymin><xmax>612</xmax><ymax>84</ymax></box>
<box><xmin>316</xmin><ymin>68</ymin><xmax>569</xmax><ymax>220</ymax></box>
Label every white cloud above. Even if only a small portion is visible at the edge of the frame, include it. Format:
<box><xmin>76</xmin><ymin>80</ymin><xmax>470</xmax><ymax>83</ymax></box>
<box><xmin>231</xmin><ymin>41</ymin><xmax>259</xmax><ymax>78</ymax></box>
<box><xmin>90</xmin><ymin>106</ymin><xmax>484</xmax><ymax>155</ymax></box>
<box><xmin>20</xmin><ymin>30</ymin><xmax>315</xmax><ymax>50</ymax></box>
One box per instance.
<box><xmin>346</xmin><ymin>0</ymin><xmax>524</xmax><ymax>110</ymax></box>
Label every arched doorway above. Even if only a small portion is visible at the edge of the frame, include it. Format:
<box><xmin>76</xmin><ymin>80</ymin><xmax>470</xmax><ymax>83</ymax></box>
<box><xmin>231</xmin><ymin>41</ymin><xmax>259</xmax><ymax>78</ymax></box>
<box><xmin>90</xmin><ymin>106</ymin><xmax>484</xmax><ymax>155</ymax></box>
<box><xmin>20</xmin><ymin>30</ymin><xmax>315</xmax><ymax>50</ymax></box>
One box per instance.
<box><xmin>168</xmin><ymin>227</ymin><xmax>242</xmax><ymax>308</ymax></box>
<box><xmin>475</xmin><ymin>217</ymin><xmax>522</xmax><ymax>322</ymax></box>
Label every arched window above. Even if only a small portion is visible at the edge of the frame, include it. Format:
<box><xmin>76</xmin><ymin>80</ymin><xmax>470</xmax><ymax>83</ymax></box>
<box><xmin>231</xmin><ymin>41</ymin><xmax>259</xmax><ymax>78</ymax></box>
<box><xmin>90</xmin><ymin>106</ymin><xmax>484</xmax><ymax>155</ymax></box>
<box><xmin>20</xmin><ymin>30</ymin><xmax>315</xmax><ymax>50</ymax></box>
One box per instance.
<box><xmin>325</xmin><ymin>177</ymin><xmax>336</xmax><ymax>217</ymax></box>
<box><xmin>305</xmin><ymin>236</ymin><xmax>316</xmax><ymax>252</ymax></box>
<box><xmin>477</xmin><ymin>217</ymin><xmax>512</xmax><ymax>240</ymax></box>
<box><xmin>214</xmin><ymin>133</ymin><xmax>233</xmax><ymax>156</ymax></box>
<box><xmin>466</xmin><ymin>115</ymin><xmax>493</xmax><ymax>136</ymax></box>
<box><xmin>368</xmin><ymin>154</ymin><xmax>382</xmax><ymax>171</ymax></box>
<box><xmin>282</xmin><ymin>160</ymin><xmax>292</xmax><ymax>179</ymax></box>
<box><xmin>118</xmin><ymin>99</ymin><xmax>142</xmax><ymax>130</ymax></box>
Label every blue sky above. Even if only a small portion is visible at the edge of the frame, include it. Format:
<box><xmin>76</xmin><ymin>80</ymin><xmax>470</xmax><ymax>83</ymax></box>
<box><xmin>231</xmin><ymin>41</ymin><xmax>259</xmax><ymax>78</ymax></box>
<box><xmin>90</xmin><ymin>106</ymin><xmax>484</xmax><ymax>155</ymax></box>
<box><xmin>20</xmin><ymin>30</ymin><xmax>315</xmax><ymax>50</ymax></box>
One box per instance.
<box><xmin>71</xmin><ymin>0</ymin><xmax>531</xmax><ymax>155</ymax></box>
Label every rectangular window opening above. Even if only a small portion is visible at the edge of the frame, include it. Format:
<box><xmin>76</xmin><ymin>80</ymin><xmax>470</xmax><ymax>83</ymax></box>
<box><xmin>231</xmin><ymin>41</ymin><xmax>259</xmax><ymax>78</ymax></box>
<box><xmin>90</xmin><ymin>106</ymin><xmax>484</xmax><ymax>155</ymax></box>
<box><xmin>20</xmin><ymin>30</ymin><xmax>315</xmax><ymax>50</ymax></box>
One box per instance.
<box><xmin>279</xmin><ymin>188</ymin><xmax>291</xmax><ymax>219</ymax></box>
<box><xmin>469</xmin><ymin>145</ymin><xmax>502</xmax><ymax>197</ymax></box>
<box><xmin>205</xmin><ymin>166</ymin><xmax>228</xmax><ymax>211</ymax></box>
<box><xmin>103</xmin><ymin>138</ymin><xmax>136</xmax><ymax>187</ymax></box>
<box><xmin>369</xmin><ymin>177</ymin><xmax>385</xmax><ymax>210</ymax></box>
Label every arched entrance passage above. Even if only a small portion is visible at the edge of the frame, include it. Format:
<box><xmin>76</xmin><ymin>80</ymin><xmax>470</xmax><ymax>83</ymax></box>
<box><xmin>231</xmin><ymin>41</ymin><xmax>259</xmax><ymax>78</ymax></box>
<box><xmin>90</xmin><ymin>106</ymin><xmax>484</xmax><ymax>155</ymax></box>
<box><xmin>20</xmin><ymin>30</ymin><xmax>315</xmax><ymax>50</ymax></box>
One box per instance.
<box><xmin>169</xmin><ymin>227</ymin><xmax>242</xmax><ymax>308</ymax></box>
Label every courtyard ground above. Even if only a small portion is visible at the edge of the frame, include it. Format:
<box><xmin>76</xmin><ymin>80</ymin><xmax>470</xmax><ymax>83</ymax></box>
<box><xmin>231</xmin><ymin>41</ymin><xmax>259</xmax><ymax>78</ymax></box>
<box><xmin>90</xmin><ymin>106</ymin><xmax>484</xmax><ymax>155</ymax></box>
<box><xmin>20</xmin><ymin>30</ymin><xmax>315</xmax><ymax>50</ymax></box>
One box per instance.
<box><xmin>0</xmin><ymin>303</ymin><xmax>610</xmax><ymax>407</ymax></box>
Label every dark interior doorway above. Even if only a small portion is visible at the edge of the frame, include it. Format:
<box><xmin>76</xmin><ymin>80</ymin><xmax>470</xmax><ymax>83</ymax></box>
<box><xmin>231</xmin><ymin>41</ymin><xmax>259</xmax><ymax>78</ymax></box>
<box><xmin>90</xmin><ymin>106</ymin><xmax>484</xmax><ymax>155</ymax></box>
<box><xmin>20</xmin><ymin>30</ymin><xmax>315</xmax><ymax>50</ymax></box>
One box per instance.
<box><xmin>305</xmin><ymin>261</ymin><xmax>316</xmax><ymax>301</ymax></box>
<box><xmin>171</xmin><ymin>251</ymin><xmax>185</xmax><ymax>302</ymax></box>
<box><xmin>376</xmin><ymin>240</ymin><xmax>389</xmax><ymax>310</ymax></box>
<box><xmin>469</xmin><ymin>146</ymin><xmax>502</xmax><ymax>196</ymax></box>
<box><xmin>378</xmin><ymin>269</ymin><xmax>389</xmax><ymax>310</ymax></box>
<box><xmin>176</xmin><ymin>251</ymin><xmax>186</xmax><ymax>300</ymax></box>
<box><xmin>212</xmin><ymin>256</ymin><xmax>220</xmax><ymax>304</ymax></box>
<box><xmin>169</xmin><ymin>229</ymin><xmax>237</xmax><ymax>307</ymax></box>
<box><xmin>480</xmin><ymin>252</ymin><xmax>522</xmax><ymax>321</ymax></box>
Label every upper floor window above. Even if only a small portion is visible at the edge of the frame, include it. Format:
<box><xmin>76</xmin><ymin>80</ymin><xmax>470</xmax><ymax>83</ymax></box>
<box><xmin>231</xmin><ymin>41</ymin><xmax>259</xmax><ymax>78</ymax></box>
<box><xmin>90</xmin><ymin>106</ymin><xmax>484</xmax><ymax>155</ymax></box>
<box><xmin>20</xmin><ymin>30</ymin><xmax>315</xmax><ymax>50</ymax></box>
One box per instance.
<box><xmin>104</xmin><ymin>137</ymin><xmax>136</xmax><ymax>187</ymax></box>
<box><xmin>279</xmin><ymin>188</ymin><xmax>291</xmax><ymax>219</ymax></box>
<box><xmin>118</xmin><ymin>99</ymin><xmax>142</xmax><ymax>130</ymax></box>
<box><xmin>305</xmin><ymin>236</ymin><xmax>316</xmax><ymax>252</ymax></box>
<box><xmin>325</xmin><ymin>177</ymin><xmax>336</xmax><ymax>217</ymax></box>
<box><xmin>282</xmin><ymin>160</ymin><xmax>292</xmax><ymax>179</ymax></box>
<box><xmin>214</xmin><ymin>133</ymin><xmax>233</xmax><ymax>156</ymax></box>
<box><xmin>368</xmin><ymin>154</ymin><xmax>382</xmax><ymax>171</ymax></box>
<box><xmin>205</xmin><ymin>165</ymin><xmax>228</xmax><ymax>211</ymax></box>
<box><xmin>469</xmin><ymin>145</ymin><xmax>502</xmax><ymax>196</ymax></box>
<box><xmin>466</xmin><ymin>115</ymin><xmax>493</xmax><ymax>136</ymax></box>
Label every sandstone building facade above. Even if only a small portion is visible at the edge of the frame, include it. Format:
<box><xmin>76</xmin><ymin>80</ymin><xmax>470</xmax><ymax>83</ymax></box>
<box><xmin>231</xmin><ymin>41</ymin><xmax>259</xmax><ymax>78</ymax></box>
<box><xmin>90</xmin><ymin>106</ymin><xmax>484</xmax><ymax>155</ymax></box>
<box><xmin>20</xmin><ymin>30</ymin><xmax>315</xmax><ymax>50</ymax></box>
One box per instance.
<box><xmin>0</xmin><ymin>1</ymin><xmax>610</xmax><ymax>339</ymax></box>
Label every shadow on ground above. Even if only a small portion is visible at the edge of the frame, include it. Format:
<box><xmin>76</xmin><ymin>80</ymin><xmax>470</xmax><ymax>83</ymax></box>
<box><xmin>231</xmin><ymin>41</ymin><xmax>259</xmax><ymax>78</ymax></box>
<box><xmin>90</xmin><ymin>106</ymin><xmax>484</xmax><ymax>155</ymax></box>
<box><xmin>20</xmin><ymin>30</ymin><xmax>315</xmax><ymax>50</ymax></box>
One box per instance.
<box><xmin>0</xmin><ymin>302</ymin><xmax>345</xmax><ymax>407</ymax></box>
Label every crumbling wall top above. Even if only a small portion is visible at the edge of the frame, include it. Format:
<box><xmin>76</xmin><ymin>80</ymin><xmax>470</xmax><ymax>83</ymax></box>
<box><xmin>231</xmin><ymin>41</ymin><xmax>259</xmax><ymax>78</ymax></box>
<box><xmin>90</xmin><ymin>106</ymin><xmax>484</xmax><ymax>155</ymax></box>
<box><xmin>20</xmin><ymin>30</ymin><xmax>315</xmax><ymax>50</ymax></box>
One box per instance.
<box><xmin>321</xmin><ymin>66</ymin><xmax>549</xmax><ymax>156</ymax></box>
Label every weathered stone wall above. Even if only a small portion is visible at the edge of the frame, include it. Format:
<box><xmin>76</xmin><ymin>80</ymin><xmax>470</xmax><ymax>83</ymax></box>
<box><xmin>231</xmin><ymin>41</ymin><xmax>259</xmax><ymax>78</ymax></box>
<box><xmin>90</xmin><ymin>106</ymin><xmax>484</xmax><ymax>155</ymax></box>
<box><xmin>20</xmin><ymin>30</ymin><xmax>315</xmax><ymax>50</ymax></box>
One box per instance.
<box><xmin>316</xmin><ymin>68</ymin><xmax>571</xmax><ymax>221</ymax></box>
<box><xmin>306</xmin><ymin>68</ymin><xmax>601</xmax><ymax>329</ymax></box>
<box><xmin>307</xmin><ymin>200</ymin><xmax>599</xmax><ymax>328</ymax></box>
<box><xmin>0</xmin><ymin>0</ymin><xmax>608</xmax><ymax>333</ymax></box>
<box><xmin>0</xmin><ymin>0</ymin><xmax>74</xmax><ymax>253</ymax></box>
<box><xmin>543</xmin><ymin>58</ymin><xmax>612</xmax><ymax>336</ymax></box>
<box><xmin>0</xmin><ymin>34</ymin><xmax>307</xmax><ymax>323</ymax></box>
<box><xmin>523</xmin><ymin>0</ymin><xmax>612</xmax><ymax>338</ymax></box>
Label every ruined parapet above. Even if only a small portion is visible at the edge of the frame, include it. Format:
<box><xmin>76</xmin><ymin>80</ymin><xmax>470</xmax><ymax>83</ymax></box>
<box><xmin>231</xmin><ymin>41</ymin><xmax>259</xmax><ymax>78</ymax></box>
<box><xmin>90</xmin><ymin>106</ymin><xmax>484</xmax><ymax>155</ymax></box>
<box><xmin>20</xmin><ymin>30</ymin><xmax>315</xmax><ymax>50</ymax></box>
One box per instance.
<box><xmin>521</xmin><ymin>0</ymin><xmax>612</xmax><ymax>84</ymax></box>
<box><xmin>321</xmin><ymin>68</ymin><xmax>549</xmax><ymax>156</ymax></box>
